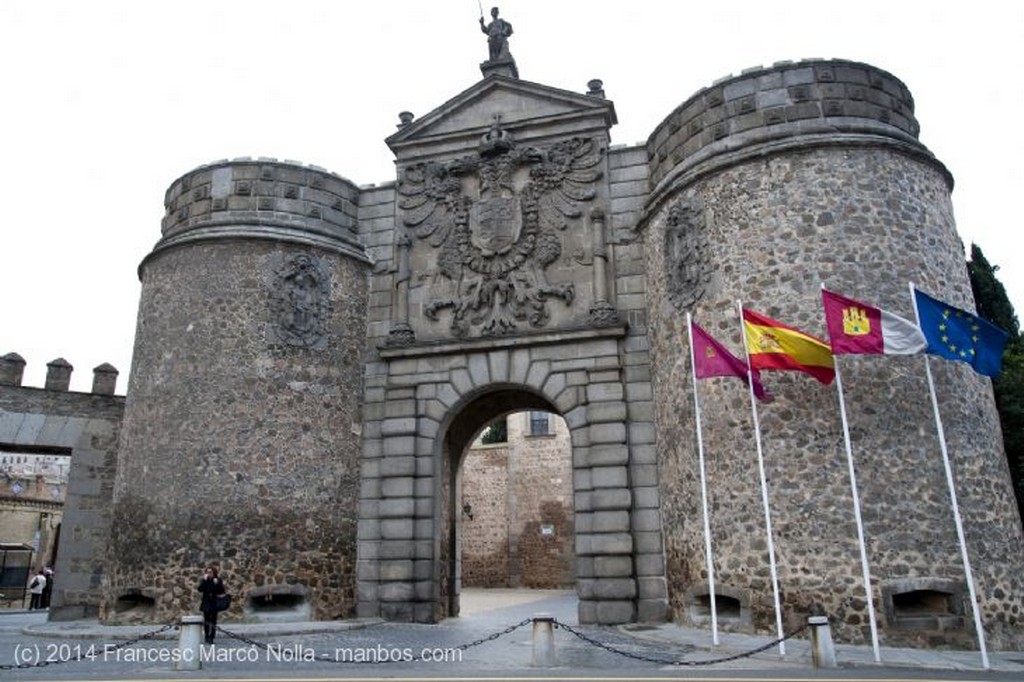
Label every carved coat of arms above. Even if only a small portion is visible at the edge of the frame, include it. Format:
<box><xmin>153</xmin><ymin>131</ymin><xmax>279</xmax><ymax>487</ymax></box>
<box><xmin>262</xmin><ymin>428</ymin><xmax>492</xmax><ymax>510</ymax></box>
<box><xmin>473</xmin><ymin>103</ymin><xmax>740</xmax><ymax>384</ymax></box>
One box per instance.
<box><xmin>397</xmin><ymin>124</ymin><xmax>602</xmax><ymax>337</ymax></box>
<box><xmin>664</xmin><ymin>197</ymin><xmax>713</xmax><ymax>310</ymax></box>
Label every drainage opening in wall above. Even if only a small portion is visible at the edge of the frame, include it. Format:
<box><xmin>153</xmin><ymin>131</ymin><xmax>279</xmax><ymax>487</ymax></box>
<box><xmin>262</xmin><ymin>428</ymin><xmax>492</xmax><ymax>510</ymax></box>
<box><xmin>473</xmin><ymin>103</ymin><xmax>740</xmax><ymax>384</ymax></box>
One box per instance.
<box><xmin>114</xmin><ymin>591</ymin><xmax>155</xmax><ymax>614</ymax></box>
<box><xmin>245</xmin><ymin>585</ymin><xmax>311</xmax><ymax>622</ymax></box>
<box><xmin>694</xmin><ymin>593</ymin><xmax>741</xmax><ymax>619</ymax></box>
<box><xmin>883</xmin><ymin>579</ymin><xmax>965</xmax><ymax>631</ymax></box>
<box><xmin>686</xmin><ymin>585</ymin><xmax>749</xmax><ymax>625</ymax></box>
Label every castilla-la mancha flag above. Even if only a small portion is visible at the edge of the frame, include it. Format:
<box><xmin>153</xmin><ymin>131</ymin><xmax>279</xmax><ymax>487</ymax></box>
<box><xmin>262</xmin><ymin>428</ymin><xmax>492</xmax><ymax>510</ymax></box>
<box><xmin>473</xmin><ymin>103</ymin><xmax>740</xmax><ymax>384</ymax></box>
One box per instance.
<box><xmin>742</xmin><ymin>308</ymin><xmax>835</xmax><ymax>385</ymax></box>
<box><xmin>821</xmin><ymin>289</ymin><xmax>927</xmax><ymax>355</ymax></box>
<box><xmin>691</xmin><ymin>320</ymin><xmax>772</xmax><ymax>401</ymax></box>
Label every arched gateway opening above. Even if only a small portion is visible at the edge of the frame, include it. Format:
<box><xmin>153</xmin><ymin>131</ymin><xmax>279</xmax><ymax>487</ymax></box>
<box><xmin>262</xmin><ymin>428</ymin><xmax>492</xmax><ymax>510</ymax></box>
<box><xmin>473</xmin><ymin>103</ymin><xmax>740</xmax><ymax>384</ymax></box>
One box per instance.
<box><xmin>439</xmin><ymin>389</ymin><xmax>573</xmax><ymax>618</ymax></box>
<box><xmin>357</xmin><ymin>331</ymin><xmax>670</xmax><ymax>626</ymax></box>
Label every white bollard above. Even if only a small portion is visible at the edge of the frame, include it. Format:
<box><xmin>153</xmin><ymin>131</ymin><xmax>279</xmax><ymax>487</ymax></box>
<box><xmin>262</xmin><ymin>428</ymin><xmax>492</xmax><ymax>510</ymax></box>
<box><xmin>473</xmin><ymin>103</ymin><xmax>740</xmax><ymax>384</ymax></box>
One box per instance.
<box><xmin>807</xmin><ymin>615</ymin><xmax>837</xmax><ymax>669</ymax></box>
<box><xmin>176</xmin><ymin>614</ymin><xmax>204</xmax><ymax>671</ymax></box>
<box><xmin>531</xmin><ymin>614</ymin><xmax>555</xmax><ymax>667</ymax></box>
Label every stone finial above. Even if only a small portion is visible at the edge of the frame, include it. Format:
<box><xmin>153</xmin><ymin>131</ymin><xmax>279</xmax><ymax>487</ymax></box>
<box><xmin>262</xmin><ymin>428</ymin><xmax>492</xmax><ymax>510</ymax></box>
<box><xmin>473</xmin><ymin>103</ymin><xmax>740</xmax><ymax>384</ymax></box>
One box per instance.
<box><xmin>397</xmin><ymin>111</ymin><xmax>415</xmax><ymax>129</ymax></box>
<box><xmin>45</xmin><ymin>357</ymin><xmax>73</xmax><ymax>391</ymax></box>
<box><xmin>92</xmin><ymin>363</ymin><xmax>119</xmax><ymax>396</ymax></box>
<box><xmin>587</xmin><ymin>79</ymin><xmax>606</xmax><ymax>98</ymax></box>
<box><xmin>0</xmin><ymin>352</ymin><xmax>26</xmax><ymax>386</ymax></box>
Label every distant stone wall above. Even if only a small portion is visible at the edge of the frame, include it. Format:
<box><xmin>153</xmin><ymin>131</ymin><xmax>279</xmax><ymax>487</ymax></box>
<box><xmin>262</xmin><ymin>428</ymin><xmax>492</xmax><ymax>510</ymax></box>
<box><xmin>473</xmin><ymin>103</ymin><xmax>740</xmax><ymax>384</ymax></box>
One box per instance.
<box><xmin>462</xmin><ymin>413</ymin><xmax>574</xmax><ymax>589</ymax></box>
<box><xmin>0</xmin><ymin>356</ymin><xmax>124</xmax><ymax>620</ymax></box>
<box><xmin>461</xmin><ymin>444</ymin><xmax>511</xmax><ymax>586</ymax></box>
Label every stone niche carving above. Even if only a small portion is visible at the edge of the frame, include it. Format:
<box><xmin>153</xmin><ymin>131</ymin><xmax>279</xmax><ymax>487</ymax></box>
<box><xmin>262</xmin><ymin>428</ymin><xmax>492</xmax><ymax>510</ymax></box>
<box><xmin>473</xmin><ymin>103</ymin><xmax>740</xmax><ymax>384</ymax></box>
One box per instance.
<box><xmin>397</xmin><ymin>124</ymin><xmax>603</xmax><ymax>337</ymax></box>
<box><xmin>664</xmin><ymin>197</ymin><xmax>713</xmax><ymax>310</ymax></box>
<box><xmin>266</xmin><ymin>252</ymin><xmax>332</xmax><ymax>349</ymax></box>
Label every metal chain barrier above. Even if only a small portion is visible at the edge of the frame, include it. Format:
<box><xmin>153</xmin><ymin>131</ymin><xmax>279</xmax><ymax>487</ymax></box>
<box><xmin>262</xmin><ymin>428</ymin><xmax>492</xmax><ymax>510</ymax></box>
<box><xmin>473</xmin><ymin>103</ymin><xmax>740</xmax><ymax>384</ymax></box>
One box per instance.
<box><xmin>1</xmin><ymin>622</ymin><xmax>177</xmax><ymax>671</ymax></box>
<box><xmin>553</xmin><ymin>618</ymin><xmax>808</xmax><ymax>667</ymax></box>
<box><xmin>217</xmin><ymin>616</ymin><xmax>533</xmax><ymax>665</ymax></box>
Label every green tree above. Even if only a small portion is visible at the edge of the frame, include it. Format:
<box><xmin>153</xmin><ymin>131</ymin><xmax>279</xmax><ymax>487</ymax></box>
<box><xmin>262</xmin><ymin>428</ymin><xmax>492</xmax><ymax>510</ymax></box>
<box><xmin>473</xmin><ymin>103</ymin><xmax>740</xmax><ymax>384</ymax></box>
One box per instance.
<box><xmin>968</xmin><ymin>244</ymin><xmax>1024</xmax><ymax>521</ymax></box>
<box><xmin>480</xmin><ymin>417</ymin><xmax>507</xmax><ymax>444</ymax></box>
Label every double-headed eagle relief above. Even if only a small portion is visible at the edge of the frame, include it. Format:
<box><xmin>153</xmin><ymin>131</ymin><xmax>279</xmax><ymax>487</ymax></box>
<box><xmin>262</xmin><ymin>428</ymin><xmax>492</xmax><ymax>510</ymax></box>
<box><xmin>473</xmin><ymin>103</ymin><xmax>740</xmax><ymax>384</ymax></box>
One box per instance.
<box><xmin>397</xmin><ymin>120</ymin><xmax>603</xmax><ymax>337</ymax></box>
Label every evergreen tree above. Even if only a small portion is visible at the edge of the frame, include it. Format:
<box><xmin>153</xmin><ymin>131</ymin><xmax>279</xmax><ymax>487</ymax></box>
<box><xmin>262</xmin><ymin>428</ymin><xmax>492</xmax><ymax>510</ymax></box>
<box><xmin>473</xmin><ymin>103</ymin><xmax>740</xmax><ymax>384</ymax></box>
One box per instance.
<box><xmin>968</xmin><ymin>244</ymin><xmax>1024</xmax><ymax>521</ymax></box>
<box><xmin>480</xmin><ymin>417</ymin><xmax>508</xmax><ymax>444</ymax></box>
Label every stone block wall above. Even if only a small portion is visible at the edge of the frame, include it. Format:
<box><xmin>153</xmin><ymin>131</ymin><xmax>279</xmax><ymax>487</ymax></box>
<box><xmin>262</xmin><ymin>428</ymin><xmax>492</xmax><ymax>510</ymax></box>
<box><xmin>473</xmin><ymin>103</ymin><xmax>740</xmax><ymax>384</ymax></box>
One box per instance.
<box><xmin>0</xmin><ymin>357</ymin><xmax>124</xmax><ymax>619</ymax></box>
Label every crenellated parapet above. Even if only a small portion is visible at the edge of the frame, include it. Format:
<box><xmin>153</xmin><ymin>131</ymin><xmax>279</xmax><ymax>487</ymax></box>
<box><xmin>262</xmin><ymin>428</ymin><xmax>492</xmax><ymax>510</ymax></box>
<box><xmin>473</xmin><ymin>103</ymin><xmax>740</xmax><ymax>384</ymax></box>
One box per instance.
<box><xmin>1</xmin><ymin>353</ymin><xmax>119</xmax><ymax>395</ymax></box>
<box><xmin>645</xmin><ymin>59</ymin><xmax>949</xmax><ymax>212</ymax></box>
<box><xmin>150</xmin><ymin>158</ymin><xmax>369</xmax><ymax>272</ymax></box>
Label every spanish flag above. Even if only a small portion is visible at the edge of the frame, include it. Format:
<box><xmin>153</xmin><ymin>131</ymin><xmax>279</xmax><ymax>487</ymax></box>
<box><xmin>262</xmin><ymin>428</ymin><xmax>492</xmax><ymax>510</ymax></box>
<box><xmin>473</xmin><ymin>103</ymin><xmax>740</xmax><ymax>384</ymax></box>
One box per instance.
<box><xmin>742</xmin><ymin>308</ymin><xmax>835</xmax><ymax>385</ymax></box>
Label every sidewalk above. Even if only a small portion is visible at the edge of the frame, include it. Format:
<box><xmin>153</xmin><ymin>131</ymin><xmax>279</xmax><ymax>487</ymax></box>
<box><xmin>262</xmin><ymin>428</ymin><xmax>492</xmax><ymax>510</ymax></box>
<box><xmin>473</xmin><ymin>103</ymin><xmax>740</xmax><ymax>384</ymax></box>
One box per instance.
<box><xmin>617</xmin><ymin>621</ymin><xmax>1024</xmax><ymax>674</ymax></box>
<box><xmin>9</xmin><ymin>600</ymin><xmax>1024</xmax><ymax>675</ymax></box>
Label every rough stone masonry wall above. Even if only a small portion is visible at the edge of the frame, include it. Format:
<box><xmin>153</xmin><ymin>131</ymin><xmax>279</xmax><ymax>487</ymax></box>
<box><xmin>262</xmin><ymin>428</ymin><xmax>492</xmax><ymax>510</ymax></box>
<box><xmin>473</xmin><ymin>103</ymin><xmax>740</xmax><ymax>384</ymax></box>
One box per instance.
<box><xmin>643</xmin><ymin>59</ymin><xmax>1024</xmax><ymax>648</ymax></box>
<box><xmin>461</xmin><ymin>443</ymin><xmax>511</xmax><ymax>586</ymax></box>
<box><xmin>462</xmin><ymin>413</ymin><xmax>574</xmax><ymax>589</ymax></box>
<box><xmin>105</xmin><ymin>160</ymin><xmax>369</xmax><ymax>623</ymax></box>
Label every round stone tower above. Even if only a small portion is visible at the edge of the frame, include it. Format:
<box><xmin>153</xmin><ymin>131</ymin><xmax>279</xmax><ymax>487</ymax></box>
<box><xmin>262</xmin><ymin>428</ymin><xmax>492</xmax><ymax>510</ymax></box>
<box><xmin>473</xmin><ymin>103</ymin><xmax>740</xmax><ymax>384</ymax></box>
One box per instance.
<box><xmin>642</xmin><ymin>60</ymin><xmax>1024</xmax><ymax>648</ymax></box>
<box><xmin>104</xmin><ymin>159</ymin><xmax>370</xmax><ymax>622</ymax></box>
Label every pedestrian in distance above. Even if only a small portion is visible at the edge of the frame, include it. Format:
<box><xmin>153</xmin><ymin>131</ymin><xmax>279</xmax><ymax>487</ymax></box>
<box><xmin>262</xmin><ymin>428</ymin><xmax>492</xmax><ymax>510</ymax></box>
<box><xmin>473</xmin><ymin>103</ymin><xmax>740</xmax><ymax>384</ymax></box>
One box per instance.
<box><xmin>27</xmin><ymin>568</ymin><xmax>47</xmax><ymax>610</ymax></box>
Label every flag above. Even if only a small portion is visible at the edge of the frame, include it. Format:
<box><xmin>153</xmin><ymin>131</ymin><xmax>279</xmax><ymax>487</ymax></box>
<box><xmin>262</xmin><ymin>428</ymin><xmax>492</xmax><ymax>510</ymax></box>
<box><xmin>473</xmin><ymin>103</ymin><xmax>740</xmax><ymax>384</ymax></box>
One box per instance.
<box><xmin>913</xmin><ymin>288</ymin><xmax>1009</xmax><ymax>377</ymax></box>
<box><xmin>821</xmin><ymin>289</ymin><xmax>927</xmax><ymax>355</ymax></box>
<box><xmin>692</xmin><ymin>320</ymin><xmax>771</xmax><ymax>401</ymax></box>
<box><xmin>742</xmin><ymin>308</ymin><xmax>835</xmax><ymax>384</ymax></box>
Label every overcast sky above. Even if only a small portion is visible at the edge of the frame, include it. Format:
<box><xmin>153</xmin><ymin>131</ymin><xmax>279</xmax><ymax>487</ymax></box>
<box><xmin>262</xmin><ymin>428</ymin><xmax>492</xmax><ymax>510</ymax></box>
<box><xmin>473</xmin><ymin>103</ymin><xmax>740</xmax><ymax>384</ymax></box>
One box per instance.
<box><xmin>2</xmin><ymin>1</ymin><xmax>1021</xmax><ymax>392</ymax></box>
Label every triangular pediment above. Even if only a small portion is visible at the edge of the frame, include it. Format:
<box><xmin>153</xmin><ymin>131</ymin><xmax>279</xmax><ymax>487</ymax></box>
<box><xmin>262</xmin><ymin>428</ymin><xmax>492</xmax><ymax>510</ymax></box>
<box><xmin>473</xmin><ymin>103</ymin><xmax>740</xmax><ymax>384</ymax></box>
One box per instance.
<box><xmin>386</xmin><ymin>75</ymin><xmax>616</xmax><ymax>162</ymax></box>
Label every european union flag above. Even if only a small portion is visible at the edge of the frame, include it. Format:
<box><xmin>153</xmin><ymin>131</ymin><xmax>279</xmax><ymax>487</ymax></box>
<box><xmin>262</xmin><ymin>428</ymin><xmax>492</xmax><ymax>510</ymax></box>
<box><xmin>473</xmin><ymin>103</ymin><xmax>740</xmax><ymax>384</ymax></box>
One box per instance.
<box><xmin>914</xmin><ymin>288</ymin><xmax>1009</xmax><ymax>377</ymax></box>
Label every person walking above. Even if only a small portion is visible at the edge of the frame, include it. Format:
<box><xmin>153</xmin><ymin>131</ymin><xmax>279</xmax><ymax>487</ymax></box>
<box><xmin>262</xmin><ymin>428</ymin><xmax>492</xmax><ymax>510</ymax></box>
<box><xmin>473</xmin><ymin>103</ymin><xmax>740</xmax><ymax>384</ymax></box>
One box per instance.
<box><xmin>27</xmin><ymin>569</ymin><xmax>47</xmax><ymax>610</ymax></box>
<box><xmin>41</xmin><ymin>567</ymin><xmax>54</xmax><ymax>609</ymax></box>
<box><xmin>197</xmin><ymin>566</ymin><xmax>227</xmax><ymax>644</ymax></box>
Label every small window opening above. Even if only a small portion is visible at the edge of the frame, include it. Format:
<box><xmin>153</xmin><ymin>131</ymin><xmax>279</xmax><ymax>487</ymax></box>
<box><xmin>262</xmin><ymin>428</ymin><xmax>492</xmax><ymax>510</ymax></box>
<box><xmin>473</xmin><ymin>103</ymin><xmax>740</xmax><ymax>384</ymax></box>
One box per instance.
<box><xmin>529</xmin><ymin>411</ymin><xmax>550</xmax><ymax>436</ymax></box>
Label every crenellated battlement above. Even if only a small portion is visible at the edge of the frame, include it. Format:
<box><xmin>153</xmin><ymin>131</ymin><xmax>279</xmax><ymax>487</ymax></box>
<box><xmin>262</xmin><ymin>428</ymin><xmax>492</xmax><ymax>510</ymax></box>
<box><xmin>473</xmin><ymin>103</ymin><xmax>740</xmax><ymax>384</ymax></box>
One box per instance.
<box><xmin>645</xmin><ymin>59</ymin><xmax>944</xmax><ymax>200</ymax></box>
<box><xmin>0</xmin><ymin>352</ymin><xmax>119</xmax><ymax>395</ymax></box>
<box><xmin>149</xmin><ymin>158</ymin><xmax>369</xmax><ymax>272</ymax></box>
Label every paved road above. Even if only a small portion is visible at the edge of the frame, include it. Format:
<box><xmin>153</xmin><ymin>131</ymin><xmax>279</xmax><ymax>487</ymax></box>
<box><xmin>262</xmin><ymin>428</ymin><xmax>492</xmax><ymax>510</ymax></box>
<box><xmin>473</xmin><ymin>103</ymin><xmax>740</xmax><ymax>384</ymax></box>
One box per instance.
<box><xmin>2</xmin><ymin>590</ymin><xmax>1023</xmax><ymax>680</ymax></box>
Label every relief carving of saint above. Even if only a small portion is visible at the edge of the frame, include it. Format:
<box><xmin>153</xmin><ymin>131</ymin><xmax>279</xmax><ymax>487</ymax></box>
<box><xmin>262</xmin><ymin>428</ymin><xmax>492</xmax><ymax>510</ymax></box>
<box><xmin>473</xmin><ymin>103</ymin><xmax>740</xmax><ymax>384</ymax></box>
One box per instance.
<box><xmin>267</xmin><ymin>253</ymin><xmax>331</xmax><ymax>349</ymax></box>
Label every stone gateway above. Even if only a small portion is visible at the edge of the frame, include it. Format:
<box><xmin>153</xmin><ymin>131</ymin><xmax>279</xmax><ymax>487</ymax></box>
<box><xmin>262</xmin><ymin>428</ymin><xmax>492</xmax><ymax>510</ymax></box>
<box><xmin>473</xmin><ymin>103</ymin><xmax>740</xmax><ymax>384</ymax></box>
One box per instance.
<box><xmin>1</xmin><ymin>24</ymin><xmax>1022</xmax><ymax>652</ymax></box>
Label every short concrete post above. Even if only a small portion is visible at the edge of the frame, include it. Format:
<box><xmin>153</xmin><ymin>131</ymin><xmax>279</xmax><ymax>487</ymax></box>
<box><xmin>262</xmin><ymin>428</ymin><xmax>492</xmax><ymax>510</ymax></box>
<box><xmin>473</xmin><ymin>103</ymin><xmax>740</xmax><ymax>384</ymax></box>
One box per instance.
<box><xmin>807</xmin><ymin>616</ymin><xmax>837</xmax><ymax>669</ymax></box>
<box><xmin>176</xmin><ymin>614</ymin><xmax>204</xmax><ymax>671</ymax></box>
<box><xmin>531</xmin><ymin>614</ymin><xmax>555</xmax><ymax>667</ymax></box>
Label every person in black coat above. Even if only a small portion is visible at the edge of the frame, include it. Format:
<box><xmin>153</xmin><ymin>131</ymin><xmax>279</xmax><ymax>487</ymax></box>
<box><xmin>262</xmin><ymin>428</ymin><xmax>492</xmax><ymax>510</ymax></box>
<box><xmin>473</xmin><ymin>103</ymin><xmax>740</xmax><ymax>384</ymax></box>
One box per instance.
<box><xmin>197</xmin><ymin>566</ymin><xmax>227</xmax><ymax>644</ymax></box>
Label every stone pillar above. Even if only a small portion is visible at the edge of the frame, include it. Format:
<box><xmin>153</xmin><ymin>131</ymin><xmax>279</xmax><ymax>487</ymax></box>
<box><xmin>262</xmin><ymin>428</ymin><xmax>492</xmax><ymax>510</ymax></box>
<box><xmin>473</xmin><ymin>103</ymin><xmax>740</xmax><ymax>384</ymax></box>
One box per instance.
<box><xmin>45</xmin><ymin>357</ymin><xmax>73</xmax><ymax>391</ymax></box>
<box><xmin>0</xmin><ymin>352</ymin><xmax>26</xmax><ymax>386</ymax></box>
<box><xmin>91</xmin><ymin>363</ymin><xmax>119</xmax><ymax>396</ymax></box>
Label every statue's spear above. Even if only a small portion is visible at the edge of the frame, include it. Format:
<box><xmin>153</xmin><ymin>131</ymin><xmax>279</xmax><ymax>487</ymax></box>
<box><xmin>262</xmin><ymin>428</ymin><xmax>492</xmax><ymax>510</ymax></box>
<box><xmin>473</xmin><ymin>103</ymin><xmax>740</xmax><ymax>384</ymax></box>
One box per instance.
<box><xmin>477</xmin><ymin>0</ymin><xmax>484</xmax><ymax>19</ymax></box>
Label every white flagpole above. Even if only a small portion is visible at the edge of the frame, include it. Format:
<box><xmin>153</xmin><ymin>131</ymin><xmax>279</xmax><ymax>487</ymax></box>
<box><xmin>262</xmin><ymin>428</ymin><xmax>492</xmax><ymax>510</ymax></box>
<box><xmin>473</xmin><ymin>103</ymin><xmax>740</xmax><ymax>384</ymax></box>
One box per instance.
<box><xmin>687</xmin><ymin>313</ymin><xmax>720</xmax><ymax>646</ymax></box>
<box><xmin>822</xmin><ymin>284</ymin><xmax>881</xmax><ymax>661</ymax></box>
<box><xmin>832</xmin><ymin>358</ymin><xmax>883</xmax><ymax>661</ymax></box>
<box><xmin>736</xmin><ymin>300</ymin><xmax>786</xmax><ymax>656</ymax></box>
<box><xmin>909</xmin><ymin>282</ymin><xmax>990</xmax><ymax>670</ymax></box>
